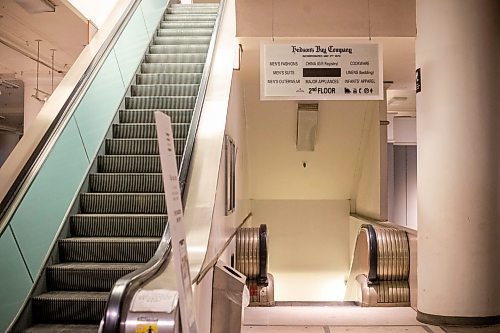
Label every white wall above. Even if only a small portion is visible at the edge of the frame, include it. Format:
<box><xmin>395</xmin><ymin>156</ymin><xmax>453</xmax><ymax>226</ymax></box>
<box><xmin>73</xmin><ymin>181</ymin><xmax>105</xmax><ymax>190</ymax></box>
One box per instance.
<box><xmin>235</xmin><ymin>0</ymin><xmax>416</xmax><ymax>303</ymax></box>
<box><xmin>194</xmin><ymin>70</ymin><xmax>251</xmax><ymax>332</ymax></box>
<box><xmin>353</xmin><ymin>105</ymin><xmax>382</xmax><ymax>219</ymax></box>
<box><xmin>416</xmin><ymin>0</ymin><xmax>500</xmax><ymax>318</ymax></box>
<box><xmin>393</xmin><ymin>117</ymin><xmax>416</xmax><ymax>144</ymax></box>
<box><xmin>239</xmin><ymin>36</ymin><xmax>383</xmax><ymax>301</ymax></box>
<box><xmin>251</xmin><ymin>200</ymin><xmax>350</xmax><ymax>301</ymax></box>
<box><xmin>387</xmin><ymin>145</ymin><xmax>417</xmax><ymax>230</ymax></box>
<box><xmin>241</xmin><ymin>39</ymin><xmax>379</xmax><ymax>201</ymax></box>
<box><xmin>207</xmin><ymin>70</ymin><xmax>251</xmax><ymax>264</ymax></box>
<box><xmin>67</xmin><ymin>0</ymin><xmax>120</xmax><ymax>27</ymax></box>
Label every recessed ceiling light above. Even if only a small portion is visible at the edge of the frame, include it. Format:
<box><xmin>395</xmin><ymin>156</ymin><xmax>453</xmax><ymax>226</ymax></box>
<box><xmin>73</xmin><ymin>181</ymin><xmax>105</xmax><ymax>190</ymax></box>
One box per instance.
<box><xmin>15</xmin><ymin>0</ymin><xmax>55</xmax><ymax>14</ymax></box>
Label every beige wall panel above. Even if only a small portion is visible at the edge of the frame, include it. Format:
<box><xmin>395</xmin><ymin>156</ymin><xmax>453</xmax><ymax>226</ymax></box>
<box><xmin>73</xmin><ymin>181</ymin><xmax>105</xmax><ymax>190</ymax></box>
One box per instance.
<box><xmin>370</xmin><ymin>0</ymin><xmax>416</xmax><ymax>37</ymax></box>
<box><xmin>272</xmin><ymin>0</ymin><xmax>369</xmax><ymax>37</ymax></box>
<box><xmin>354</xmin><ymin>108</ymin><xmax>381</xmax><ymax>219</ymax></box>
<box><xmin>236</xmin><ymin>0</ymin><xmax>416</xmax><ymax>37</ymax></box>
<box><xmin>236</xmin><ymin>0</ymin><xmax>273</xmax><ymax>37</ymax></box>
<box><xmin>251</xmin><ymin>199</ymin><xmax>351</xmax><ymax>301</ymax></box>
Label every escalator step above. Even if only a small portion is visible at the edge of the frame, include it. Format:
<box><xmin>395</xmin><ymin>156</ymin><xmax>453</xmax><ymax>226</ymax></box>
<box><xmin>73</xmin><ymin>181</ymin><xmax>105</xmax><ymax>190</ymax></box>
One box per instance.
<box><xmin>167</xmin><ymin>8</ymin><xmax>218</xmax><ymax>14</ymax></box>
<box><xmin>32</xmin><ymin>291</ymin><xmax>108</xmax><ymax>324</ymax></box>
<box><xmin>105</xmin><ymin>138</ymin><xmax>186</xmax><ymax>155</ymax></box>
<box><xmin>97</xmin><ymin>155</ymin><xmax>169</xmax><ymax>173</ymax></box>
<box><xmin>131</xmin><ymin>83</ymin><xmax>199</xmax><ymax>96</ymax></box>
<box><xmin>153</xmin><ymin>35</ymin><xmax>211</xmax><ymax>45</ymax></box>
<box><xmin>112</xmin><ymin>123</ymin><xmax>190</xmax><ymax>139</ymax></box>
<box><xmin>105</xmin><ymin>139</ymin><xmax>160</xmax><ymax>155</ymax></box>
<box><xmin>136</xmin><ymin>72</ymin><xmax>202</xmax><ymax>85</ymax></box>
<box><xmin>157</xmin><ymin>28</ymin><xmax>213</xmax><ymax>37</ymax></box>
<box><xmin>89</xmin><ymin>173</ymin><xmax>164</xmax><ymax>193</ymax></box>
<box><xmin>374</xmin><ymin>281</ymin><xmax>410</xmax><ymax>304</ymax></box>
<box><xmin>165</xmin><ymin>14</ymin><xmax>217</xmax><ymax>21</ymax></box>
<box><xmin>24</xmin><ymin>324</ymin><xmax>99</xmax><ymax>333</ymax></box>
<box><xmin>58</xmin><ymin>237</ymin><xmax>161</xmax><ymax>263</ymax></box>
<box><xmin>145</xmin><ymin>53</ymin><xmax>206</xmax><ymax>64</ymax></box>
<box><xmin>70</xmin><ymin>214</ymin><xmax>167</xmax><ymax>237</ymax></box>
<box><xmin>125</xmin><ymin>96</ymin><xmax>196</xmax><ymax>109</ymax></box>
<box><xmin>46</xmin><ymin>263</ymin><xmax>142</xmax><ymax>291</ymax></box>
<box><xmin>160</xmin><ymin>21</ymin><xmax>215</xmax><ymax>29</ymax></box>
<box><xmin>141</xmin><ymin>62</ymin><xmax>205</xmax><ymax>73</ymax></box>
<box><xmin>119</xmin><ymin>109</ymin><xmax>193</xmax><ymax>124</ymax></box>
<box><xmin>149</xmin><ymin>44</ymin><xmax>209</xmax><ymax>54</ymax></box>
<box><xmin>80</xmin><ymin>193</ymin><xmax>166</xmax><ymax>214</ymax></box>
<box><xmin>170</xmin><ymin>3</ymin><xmax>219</xmax><ymax>7</ymax></box>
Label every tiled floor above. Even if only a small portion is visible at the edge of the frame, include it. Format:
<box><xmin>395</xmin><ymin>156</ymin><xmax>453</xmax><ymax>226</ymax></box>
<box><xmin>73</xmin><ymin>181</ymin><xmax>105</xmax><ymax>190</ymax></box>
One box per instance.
<box><xmin>441</xmin><ymin>326</ymin><xmax>500</xmax><ymax>333</ymax></box>
<box><xmin>242</xmin><ymin>304</ymin><xmax>446</xmax><ymax>333</ymax></box>
<box><xmin>242</xmin><ymin>304</ymin><xmax>500</xmax><ymax>333</ymax></box>
<box><xmin>242</xmin><ymin>327</ymin><xmax>433</xmax><ymax>333</ymax></box>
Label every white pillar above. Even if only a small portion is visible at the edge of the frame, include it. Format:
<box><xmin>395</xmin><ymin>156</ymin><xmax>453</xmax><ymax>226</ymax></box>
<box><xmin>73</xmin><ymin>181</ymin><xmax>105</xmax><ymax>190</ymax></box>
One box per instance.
<box><xmin>416</xmin><ymin>0</ymin><xmax>500</xmax><ymax>325</ymax></box>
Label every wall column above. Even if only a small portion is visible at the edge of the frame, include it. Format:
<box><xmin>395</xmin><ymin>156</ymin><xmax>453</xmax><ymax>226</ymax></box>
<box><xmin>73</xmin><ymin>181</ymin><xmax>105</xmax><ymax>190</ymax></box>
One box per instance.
<box><xmin>416</xmin><ymin>0</ymin><xmax>500</xmax><ymax>325</ymax></box>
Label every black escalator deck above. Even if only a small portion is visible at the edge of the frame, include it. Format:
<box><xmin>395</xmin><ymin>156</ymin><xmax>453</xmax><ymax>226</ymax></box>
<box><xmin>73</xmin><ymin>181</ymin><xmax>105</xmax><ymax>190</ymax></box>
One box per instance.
<box><xmin>22</xmin><ymin>3</ymin><xmax>218</xmax><ymax>332</ymax></box>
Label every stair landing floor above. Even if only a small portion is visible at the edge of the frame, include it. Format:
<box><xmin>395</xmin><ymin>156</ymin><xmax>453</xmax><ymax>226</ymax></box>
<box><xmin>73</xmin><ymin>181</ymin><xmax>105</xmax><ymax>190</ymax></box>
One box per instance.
<box><xmin>243</xmin><ymin>303</ymin><xmax>446</xmax><ymax>333</ymax></box>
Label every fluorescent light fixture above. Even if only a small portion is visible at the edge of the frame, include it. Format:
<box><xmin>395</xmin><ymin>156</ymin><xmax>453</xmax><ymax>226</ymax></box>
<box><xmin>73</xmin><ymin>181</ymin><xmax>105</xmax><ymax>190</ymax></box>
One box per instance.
<box><xmin>15</xmin><ymin>0</ymin><xmax>55</xmax><ymax>14</ymax></box>
<box><xmin>388</xmin><ymin>96</ymin><xmax>408</xmax><ymax>105</ymax></box>
<box><xmin>0</xmin><ymin>80</ymin><xmax>20</xmax><ymax>89</ymax></box>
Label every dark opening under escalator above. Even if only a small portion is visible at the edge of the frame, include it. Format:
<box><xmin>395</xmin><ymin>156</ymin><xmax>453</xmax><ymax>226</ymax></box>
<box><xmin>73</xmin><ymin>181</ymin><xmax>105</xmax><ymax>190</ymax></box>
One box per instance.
<box><xmin>13</xmin><ymin>3</ymin><xmax>219</xmax><ymax>332</ymax></box>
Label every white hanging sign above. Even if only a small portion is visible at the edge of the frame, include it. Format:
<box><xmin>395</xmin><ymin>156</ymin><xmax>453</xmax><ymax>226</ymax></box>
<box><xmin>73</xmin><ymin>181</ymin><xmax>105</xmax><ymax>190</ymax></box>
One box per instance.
<box><xmin>155</xmin><ymin>112</ymin><xmax>197</xmax><ymax>333</ymax></box>
<box><xmin>260</xmin><ymin>41</ymin><xmax>383</xmax><ymax>100</ymax></box>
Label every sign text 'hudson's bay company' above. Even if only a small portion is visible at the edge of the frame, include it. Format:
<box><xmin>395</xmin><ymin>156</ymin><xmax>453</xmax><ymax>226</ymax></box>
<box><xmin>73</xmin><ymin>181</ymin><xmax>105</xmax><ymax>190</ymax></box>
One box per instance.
<box><xmin>261</xmin><ymin>42</ymin><xmax>383</xmax><ymax>100</ymax></box>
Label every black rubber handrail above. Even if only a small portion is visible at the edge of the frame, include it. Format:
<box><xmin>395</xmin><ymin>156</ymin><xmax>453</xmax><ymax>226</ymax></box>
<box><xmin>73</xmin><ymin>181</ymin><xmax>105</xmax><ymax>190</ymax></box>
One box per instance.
<box><xmin>101</xmin><ymin>231</ymin><xmax>173</xmax><ymax>333</ymax></box>
<box><xmin>258</xmin><ymin>224</ymin><xmax>268</xmax><ymax>286</ymax></box>
<box><xmin>0</xmin><ymin>0</ymin><xmax>144</xmax><ymax>236</ymax></box>
<box><xmin>361</xmin><ymin>224</ymin><xmax>378</xmax><ymax>284</ymax></box>
<box><xmin>100</xmin><ymin>1</ymin><xmax>226</xmax><ymax>331</ymax></box>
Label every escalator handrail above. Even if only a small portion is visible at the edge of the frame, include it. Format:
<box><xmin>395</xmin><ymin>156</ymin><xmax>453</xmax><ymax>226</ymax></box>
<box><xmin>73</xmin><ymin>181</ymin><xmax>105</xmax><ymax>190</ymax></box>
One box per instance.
<box><xmin>100</xmin><ymin>1</ymin><xmax>226</xmax><ymax>332</ymax></box>
<box><xmin>258</xmin><ymin>224</ymin><xmax>268</xmax><ymax>285</ymax></box>
<box><xmin>0</xmin><ymin>0</ymin><xmax>145</xmax><ymax>236</ymax></box>
<box><xmin>101</xmin><ymin>231</ymin><xmax>173</xmax><ymax>333</ymax></box>
<box><xmin>361</xmin><ymin>224</ymin><xmax>378</xmax><ymax>283</ymax></box>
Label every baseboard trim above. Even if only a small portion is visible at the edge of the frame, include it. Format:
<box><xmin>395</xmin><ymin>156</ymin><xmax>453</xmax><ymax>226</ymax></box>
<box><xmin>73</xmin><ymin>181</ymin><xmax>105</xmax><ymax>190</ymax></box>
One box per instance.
<box><xmin>417</xmin><ymin>310</ymin><xmax>500</xmax><ymax>326</ymax></box>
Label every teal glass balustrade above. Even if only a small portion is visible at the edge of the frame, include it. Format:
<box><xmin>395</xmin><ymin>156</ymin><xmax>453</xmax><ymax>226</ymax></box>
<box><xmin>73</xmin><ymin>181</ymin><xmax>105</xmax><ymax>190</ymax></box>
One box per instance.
<box><xmin>0</xmin><ymin>0</ymin><xmax>167</xmax><ymax>330</ymax></box>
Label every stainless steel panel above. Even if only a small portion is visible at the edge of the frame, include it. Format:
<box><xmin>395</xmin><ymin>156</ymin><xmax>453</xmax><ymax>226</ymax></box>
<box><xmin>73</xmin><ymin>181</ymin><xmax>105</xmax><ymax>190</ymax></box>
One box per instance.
<box><xmin>211</xmin><ymin>260</ymin><xmax>246</xmax><ymax>333</ymax></box>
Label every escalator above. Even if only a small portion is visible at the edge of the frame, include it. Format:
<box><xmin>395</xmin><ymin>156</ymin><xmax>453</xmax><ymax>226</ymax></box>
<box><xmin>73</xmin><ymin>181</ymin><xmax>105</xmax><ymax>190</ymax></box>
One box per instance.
<box><xmin>345</xmin><ymin>223</ymin><xmax>415</xmax><ymax>307</ymax></box>
<box><xmin>10</xmin><ymin>3</ymin><xmax>219</xmax><ymax>332</ymax></box>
